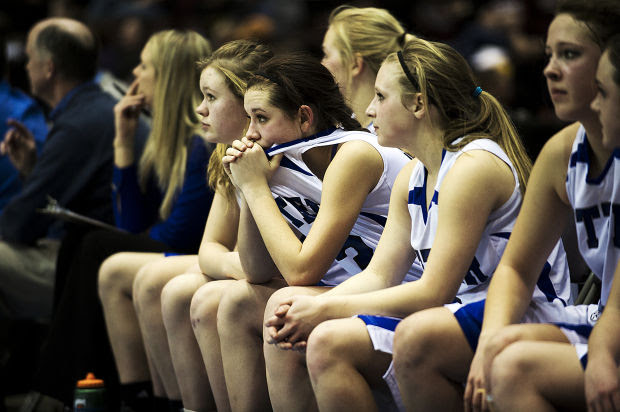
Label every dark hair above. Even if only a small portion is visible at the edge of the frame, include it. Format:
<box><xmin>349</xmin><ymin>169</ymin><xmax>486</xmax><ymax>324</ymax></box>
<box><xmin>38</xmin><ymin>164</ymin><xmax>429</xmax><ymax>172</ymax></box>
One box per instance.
<box><xmin>247</xmin><ymin>52</ymin><xmax>362</xmax><ymax>132</ymax></box>
<box><xmin>35</xmin><ymin>24</ymin><xmax>98</xmax><ymax>82</ymax></box>
<box><xmin>606</xmin><ymin>33</ymin><xmax>620</xmax><ymax>86</ymax></box>
<box><xmin>556</xmin><ymin>0</ymin><xmax>620</xmax><ymax>49</ymax></box>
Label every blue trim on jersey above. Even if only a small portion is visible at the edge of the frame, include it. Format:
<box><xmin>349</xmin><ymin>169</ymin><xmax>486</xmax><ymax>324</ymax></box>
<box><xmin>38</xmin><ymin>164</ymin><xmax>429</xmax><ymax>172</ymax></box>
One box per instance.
<box><xmin>441</xmin><ymin>149</ymin><xmax>447</xmax><ymax>162</ymax></box>
<box><xmin>580</xmin><ymin>353</ymin><xmax>588</xmax><ymax>369</ymax></box>
<box><xmin>554</xmin><ymin>322</ymin><xmax>593</xmax><ymax>339</ymax></box>
<box><xmin>360</xmin><ymin>211</ymin><xmax>387</xmax><ymax>227</ymax></box>
<box><xmin>265</xmin><ymin>127</ymin><xmax>337</xmax><ymax>155</ymax></box>
<box><xmin>408</xmin><ymin>168</ymin><xmax>429</xmax><ymax>223</ymax></box>
<box><xmin>358</xmin><ymin>314</ymin><xmax>402</xmax><ymax>331</ymax></box>
<box><xmin>453</xmin><ymin>299</ymin><xmax>485</xmax><ymax>352</ymax></box>
<box><xmin>164</xmin><ymin>252</ymin><xmax>181</xmax><ymax>257</ymax></box>
<box><xmin>431</xmin><ymin>190</ymin><xmax>439</xmax><ymax>206</ymax></box>
<box><xmin>278</xmin><ymin>155</ymin><xmax>313</xmax><ymax>176</ymax></box>
<box><xmin>569</xmin><ymin>134</ymin><xmax>620</xmax><ymax>185</ymax></box>
<box><xmin>535</xmin><ymin>262</ymin><xmax>566</xmax><ymax>305</ymax></box>
<box><xmin>490</xmin><ymin>231</ymin><xmax>511</xmax><ymax>239</ymax></box>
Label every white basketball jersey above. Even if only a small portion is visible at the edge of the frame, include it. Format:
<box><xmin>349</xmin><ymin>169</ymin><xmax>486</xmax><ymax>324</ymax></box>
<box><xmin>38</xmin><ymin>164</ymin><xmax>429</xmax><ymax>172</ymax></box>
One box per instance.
<box><xmin>266</xmin><ymin>128</ymin><xmax>423</xmax><ymax>286</ymax></box>
<box><xmin>566</xmin><ymin>126</ymin><xmax>620</xmax><ymax>306</ymax></box>
<box><xmin>408</xmin><ymin>138</ymin><xmax>571</xmax><ymax>306</ymax></box>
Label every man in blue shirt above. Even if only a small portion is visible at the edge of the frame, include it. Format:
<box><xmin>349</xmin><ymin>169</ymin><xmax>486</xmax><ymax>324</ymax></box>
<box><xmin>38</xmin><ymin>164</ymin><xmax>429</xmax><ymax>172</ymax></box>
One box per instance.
<box><xmin>0</xmin><ymin>18</ymin><xmax>147</xmax><ymax>321</ymax></box>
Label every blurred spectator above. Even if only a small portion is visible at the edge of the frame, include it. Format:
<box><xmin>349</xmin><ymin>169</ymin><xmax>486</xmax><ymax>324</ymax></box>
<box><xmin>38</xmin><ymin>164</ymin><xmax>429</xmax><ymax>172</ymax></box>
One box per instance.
<box><xmin>0</xmin><ymin>34</ymin><xmax>48</xmax><ymax>213</ymax></box>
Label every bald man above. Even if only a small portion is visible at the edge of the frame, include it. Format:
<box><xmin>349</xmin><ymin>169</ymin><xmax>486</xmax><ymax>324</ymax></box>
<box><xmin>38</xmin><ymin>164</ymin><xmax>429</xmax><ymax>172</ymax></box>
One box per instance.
<box><xmin>0</xmin><ymin>18</ymin><xmax>148</xmax><ymax>321</ymax></box>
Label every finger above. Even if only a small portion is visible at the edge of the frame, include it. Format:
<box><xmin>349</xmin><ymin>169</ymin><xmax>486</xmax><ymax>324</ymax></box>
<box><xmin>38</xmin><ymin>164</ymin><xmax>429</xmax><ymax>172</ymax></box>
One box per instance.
<box><xmin>264</xmin><ymin>315</ymin><xmax>285</xmax><ymax>328</ymax></box>
<box><xmin>292</xmin><ymin>341</ymin><xmax>307</xmax><ymax>352</ymax></box>
<box><xmin>464</xmin><ymin>381</ymin><xmax>474</xmax><ymax>412</ymax></box>
<box><xmin>6</xmin><ymin>119</ymin><xmax>31</xmax><ymax>137</ymax></box>
<box><xmin>241</xmin><ymin>136</ymin><xmax>254</xmax><ymax>148</ymax></box>
<box><xmin>225</xmin><ymin>147</ymin><xmax>243</xmax><ymax>158</ymax></box>
<box><xmin>265</xmin><ymin>326</ymin><xmax>280</xmax><ymax>343</ymax></box>
<box><xmin>222</xmin><ymin>155</ymin><xmax>237</xmax><ymax>164</ymax></box>
<box><xmin>231</xmin><ymin>140</ymin><xmax>248</xmax><ymax>151</ymax></box>
<box><xmin>128</xmin><ymin>79</ymin><xmax>140</xmax><ymax>95</ymax></box>
<box><xmin>270</xmin><ymin>153</ymin><xmax>284</xmax><ymax>169</ymax></box>
<box><xmin>274</xmin><ymin>304</ymin><xmax>291</xmax><ymax>317</ymax></box>
<box><xmin>276</xmin><ymin>341</ymin><xmax>294</xmax><ymax>350</ymax></box>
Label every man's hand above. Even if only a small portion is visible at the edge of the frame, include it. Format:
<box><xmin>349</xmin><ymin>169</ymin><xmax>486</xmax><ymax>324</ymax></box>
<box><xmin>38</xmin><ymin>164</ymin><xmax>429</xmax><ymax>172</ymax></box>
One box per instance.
<box><xmin>1</xmin><ymin>119</ymin><xmax>38</xmax><ymax>177</ymax></box>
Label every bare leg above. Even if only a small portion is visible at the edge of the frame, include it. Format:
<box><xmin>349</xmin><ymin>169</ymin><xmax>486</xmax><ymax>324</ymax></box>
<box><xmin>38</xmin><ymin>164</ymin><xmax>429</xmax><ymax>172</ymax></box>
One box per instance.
<box><xmin>217</xmin><ymin>278</ymin><xmax>286</xmax><ymax>412</ymax></box>
<box><xmin>392</xmin><ymin>307</ymin><xmax>473</xmax><ymax>411</ymax></box>
<box><xmin>98</xmin><ymin>252</ymin><xmax>164</xmax><ymax>384</ymax></box>
<box><xmin>132</xmin><ymin>255</ymin><xmax>199</xmax><ymax>398</ymax></box>
<box><xmin>306</xmin><ymin>317</ymin><xmax>392</xmax><ymax>412</ymax></box>
<box><xmin>190</xmin><ymin>279</ymin><xmax>238</xmax><ymax>412</ymax></box>
<box><xmin>263</xmin><ymin>286</ymin><xmax>326</xmax><ymax>412</ymax></box>
<box><xmin>491</xmin><ymin>341</ymin><xmax>586</xmax><ymax>411</ymax></box>
<box><xmin>161</xmin><ymin>273</ymin><xmax>213</xmax><ymax>410</ymax></box>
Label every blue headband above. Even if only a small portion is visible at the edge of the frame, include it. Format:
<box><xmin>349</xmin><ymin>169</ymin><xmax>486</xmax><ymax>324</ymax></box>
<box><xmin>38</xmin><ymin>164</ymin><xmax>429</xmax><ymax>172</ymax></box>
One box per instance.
<box><xmin>472</xmin><ymin>86</ymin><xmax>483</xmax><ymax>97</ymax></box>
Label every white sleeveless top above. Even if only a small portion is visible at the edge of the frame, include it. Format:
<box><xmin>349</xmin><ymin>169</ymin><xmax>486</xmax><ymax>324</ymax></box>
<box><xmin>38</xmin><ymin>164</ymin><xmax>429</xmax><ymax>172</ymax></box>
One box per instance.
<box><xmin>566</xmin><ymin>126</ymin><xmax>620</xmax><ymax>306</ymax></box>
<box><xmin>408</xmin><ymin>138</ymin><xmax>571</xmax><ymax>306</ymax></box>
<box><xmin>266</xmin><ymin>127</ymin><xmax>423</xmax><ymax>286</ymax></box>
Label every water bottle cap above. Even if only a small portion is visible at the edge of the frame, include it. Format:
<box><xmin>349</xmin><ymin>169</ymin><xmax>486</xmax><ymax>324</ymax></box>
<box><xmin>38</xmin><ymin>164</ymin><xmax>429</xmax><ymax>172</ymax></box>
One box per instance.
<box><xmin>76</xmin><ymin>372</ymin><xmax>104</xmax><ymax>388</ymax></box>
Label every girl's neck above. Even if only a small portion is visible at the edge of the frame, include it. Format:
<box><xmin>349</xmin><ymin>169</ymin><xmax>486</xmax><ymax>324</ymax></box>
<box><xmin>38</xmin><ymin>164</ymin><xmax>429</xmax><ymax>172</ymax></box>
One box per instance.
<box><xmin>349</xmin><ymin>75</ymin><xmax>375</xmax><ymax>128</ymax></box>
<box><xmin>582</xmin><ymin>113</ymin><xmax>612</xmax><ymax>176</ymax></box>
<box><xmin>405</xmin><ymin>125</ymin><xmax>446</xmax><ymax>177</ymax></box>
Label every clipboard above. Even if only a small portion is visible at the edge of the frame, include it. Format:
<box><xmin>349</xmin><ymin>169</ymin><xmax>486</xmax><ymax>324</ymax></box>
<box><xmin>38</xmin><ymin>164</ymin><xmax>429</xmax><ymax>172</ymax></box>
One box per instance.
<box><xmin>37</xmin><ymin>196</ymin><xmax>126</xmax><ymax>233</ymax></box>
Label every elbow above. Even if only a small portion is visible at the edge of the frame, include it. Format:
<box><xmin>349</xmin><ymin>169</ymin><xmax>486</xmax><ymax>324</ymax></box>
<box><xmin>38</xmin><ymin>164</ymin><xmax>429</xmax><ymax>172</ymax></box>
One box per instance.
<box><xmin>282</xmin><ymin>268</ymin><xmax>323</xmax><ymax>287</ymax></box>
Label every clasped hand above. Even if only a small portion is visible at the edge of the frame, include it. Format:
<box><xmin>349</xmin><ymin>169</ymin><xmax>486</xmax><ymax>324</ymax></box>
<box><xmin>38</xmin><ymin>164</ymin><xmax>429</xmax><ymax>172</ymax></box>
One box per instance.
<box><xmin>222</xmin><ymin>137</ymin><xmax>282</xmax><ymax>190</ymax></box>
<box><xmin>264</xmin><ymin>294</ymin><xmax>326</xmax><ymax>352</ymax></box>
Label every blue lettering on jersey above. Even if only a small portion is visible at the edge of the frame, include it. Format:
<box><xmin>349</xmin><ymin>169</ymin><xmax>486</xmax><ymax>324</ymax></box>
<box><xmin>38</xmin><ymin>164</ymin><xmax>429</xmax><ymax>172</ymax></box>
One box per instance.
<box><xmin>463</xmin><ymin>256</ymin><xmax>488</xmax><ymax>285</ymax></box>
<box><xmin>414</xmin><ymin>248</ymin><xmax>431</xmax><ymax>269</ymax></box>
<box><xmin>274</xmin><ymin>194</ymin><xmax>374</xmax><ymax>274</ymax></box>
<box><xmin>575</xmin><ymin>202</ymin><xmax>620</xmax><ymax>249</ymax></box>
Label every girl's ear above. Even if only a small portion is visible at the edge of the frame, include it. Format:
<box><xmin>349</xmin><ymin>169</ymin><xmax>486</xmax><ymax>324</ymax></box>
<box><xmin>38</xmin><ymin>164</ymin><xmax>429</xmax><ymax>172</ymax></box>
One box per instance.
<box><xmin>351</xmin><ymin>52</ymin><xmax>364</xmax><ymax>78</ymax></box>
<box><xmin>298</xmin><ymin>104</ymin><xmax>314</xmax><ymax>134</ymax></box>
<box><xmin>411</xmin><ymin>93</ymin><xmax>426</xmax><ymax>120</ymax></box>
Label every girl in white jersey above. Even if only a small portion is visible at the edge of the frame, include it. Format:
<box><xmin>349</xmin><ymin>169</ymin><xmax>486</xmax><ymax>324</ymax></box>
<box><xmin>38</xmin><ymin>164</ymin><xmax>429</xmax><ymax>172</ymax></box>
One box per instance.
<box><xmin>393</xmin><ymin>2</ymin><xmax>620</xmax><ymax>411</ymax></box>
<box><xmin>196</xmin><ymin>53</ymin><xmax>416</xmax><ymax>411</ymax></box>
<box><xmin>262</xmin><ymin>37</ymin><xmax>569</xmax><ymax>411</ymax></box>
<box><xmin>488</xmin><ymin>32</ymin><xmax>620</xmax><ymax>412</ymax></box>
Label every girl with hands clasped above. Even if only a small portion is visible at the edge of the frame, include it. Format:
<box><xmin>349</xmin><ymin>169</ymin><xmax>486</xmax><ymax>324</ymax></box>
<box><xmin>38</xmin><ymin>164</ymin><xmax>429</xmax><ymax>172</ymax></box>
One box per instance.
<box><xmin>392</xmin><ymin>2</ymin><xmax>620</xmax><ymax>411</ymax></box>
<box><xmin>206</xmin><ymin>53</ymin><xmax>419</xmax><ymax>411</ymax></box>
<box><xmin>100</xmin><ymin>40</ymin><xmax>272</xmax><ymax>412</ymax></box>
<box><xmin>266</xmin><ymin>37</ymin><xmax>571</xmax><ymax>412</ymax></box>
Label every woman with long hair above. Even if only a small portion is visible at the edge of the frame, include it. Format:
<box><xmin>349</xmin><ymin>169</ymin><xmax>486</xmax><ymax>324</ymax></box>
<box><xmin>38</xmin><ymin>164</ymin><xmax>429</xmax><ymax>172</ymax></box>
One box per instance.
<box><xmin>99</xmin><ymin>40</ymin><xmax>273</xmax><ymax>411</ymax></box>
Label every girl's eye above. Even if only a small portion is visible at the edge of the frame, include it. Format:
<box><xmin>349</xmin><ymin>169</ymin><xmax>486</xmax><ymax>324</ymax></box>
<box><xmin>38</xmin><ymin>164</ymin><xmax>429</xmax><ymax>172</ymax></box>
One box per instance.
<box><xmin>376</xmin><ymin>92</ymin><xmax>384</xmax><ymax>101</ymax></box>
<box><xmin>561</xmin><ymin>49</ymin><xmax>579</xmax><ymax>60</ymax></box>
<box><xmin>257</xmin><ymin>115</ymin><xmax>267</xmax><ymax>123</ymax></box>
<box><xmin>597</xmin><ymin>86</ymin><xmax>607</xmax><ymax>99</ymax></box>
<box><xmin>206</xmin><ymin>93</ymin><xmax>215</xmax><ymax>101</ymax></box>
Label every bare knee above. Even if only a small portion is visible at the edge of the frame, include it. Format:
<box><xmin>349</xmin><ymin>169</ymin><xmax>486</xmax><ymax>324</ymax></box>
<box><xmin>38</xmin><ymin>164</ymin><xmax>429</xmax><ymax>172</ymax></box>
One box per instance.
<box><xmin>218</xmin><ymin>280</ymin><xmax>257</xmax><ymax>324</ymax></box>
<box><xmin>190</xmin><ymin>281</ymin><xmax>232</xmax><ymax>330</ymax></box>
<box><xmin>490</xmin><ymin>342</ymin><xmax>535</xmax><ymax>397</ymax></box>
<box><xmin>306</xmin><ymin>319</ymin><xmax>349</xmax><ymax>379</ymax></box>
<box><xmin>132</xmin><ymin>260</ymin><xmax>171</xmax><ymax>312</ymax></box>
<box><xmin>98</xmin><ymin>252</ymin><xmax>132</xmax><ymax>301</ymax></box>
<box><xmin>393</xmin><ymin>309</ymin><xmax>446</xmax><ymax>374</ymax></box>
<box><xmin>161</xmin><ymin>276</ymin><xmax>200</xmax><ymax>327</ymax></box>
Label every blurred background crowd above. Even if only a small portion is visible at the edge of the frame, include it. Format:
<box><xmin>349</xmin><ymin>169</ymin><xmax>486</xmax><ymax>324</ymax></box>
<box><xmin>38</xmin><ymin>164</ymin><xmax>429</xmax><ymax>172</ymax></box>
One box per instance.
<box><xmin>2</xmin><ymin>0</ymin><xmax>567</xmax><ymax>160</ymax></box>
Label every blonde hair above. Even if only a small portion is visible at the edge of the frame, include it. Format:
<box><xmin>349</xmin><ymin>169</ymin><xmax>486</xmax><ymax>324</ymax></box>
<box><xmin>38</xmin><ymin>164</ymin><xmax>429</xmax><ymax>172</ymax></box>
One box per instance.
<box><xmin>388</xmin><ymin>38</ymin><xmax>532</xmax><ymax>193</ymax></box>
<box><xmin>137</xmin><ymin>30</ymin><xmax>212</xmax><ymax>219</ymax></box>
<box><xmin>197</xmin><ymin>40</ymin><xmax>273</xmax><ymax>202</ymax></box>
<box><xmin>328</xmin><ymin>5</ymin><xmax>411</xmax><ymax>82</ymax></box>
